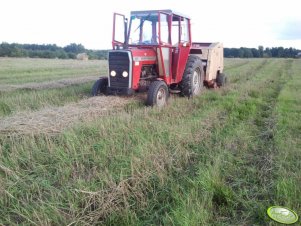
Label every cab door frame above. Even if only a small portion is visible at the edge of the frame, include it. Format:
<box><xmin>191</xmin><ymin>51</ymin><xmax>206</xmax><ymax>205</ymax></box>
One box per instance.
<box><xmin>171</xmin><ymin>15</ymin><xmax>192</xmax><ymax>83</ymax></box>
<box><xmin>157</xmin><ymin>11</ymin><xmax>172</xmax><ymax>84</ymax></box>
<box><xmin>112</xmin><ymin>13</ymin><xmax>128</xmax><ymax>49</ymax></box>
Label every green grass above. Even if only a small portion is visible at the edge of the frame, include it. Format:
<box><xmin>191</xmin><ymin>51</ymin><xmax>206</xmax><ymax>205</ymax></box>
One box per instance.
<box><xmin>273</xmin><ymin>59</ymin><xmax>301</xmax><ymax>212</ymax></box>
<box><xmin>0</xmin><ymin>58</ymin><xmax>300</xmax><ymax>225</ymax></box>
<box><xmin>224</xmin><ymin>58</ymin><xmax>250</xmax><ymax>70</ymax></box>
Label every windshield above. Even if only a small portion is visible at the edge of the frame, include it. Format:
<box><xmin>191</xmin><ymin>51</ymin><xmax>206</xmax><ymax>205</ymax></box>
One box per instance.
<box><xmin>128</xmin><ymin>13</ymin><xmax>158</xmax><ymax>45</ymax></box>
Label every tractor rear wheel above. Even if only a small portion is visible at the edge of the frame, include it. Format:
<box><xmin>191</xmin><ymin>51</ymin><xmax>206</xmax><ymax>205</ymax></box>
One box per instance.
<box><xmin>216</xmin><ymin>73</ymin><xmax>227</xmax><ymax>87</ymax></box>
<box><xmin>91</xmin><ymin>77</ymin><xmax>108</xmax><ymax>96</ymax></box>
<box><xmin>180</xmin><ymin>55</ymin><xmax>204</xmax><ymax>97</ymax></box>
<box><xmin>146</xmin><ymin>80</ymin><xmax>169</xmax><ymax>107</ymax></box>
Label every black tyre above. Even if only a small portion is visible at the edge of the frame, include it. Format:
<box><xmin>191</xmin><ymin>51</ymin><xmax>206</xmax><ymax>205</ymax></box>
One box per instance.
<box><xmin>91</xmin><ymin>77</ymin><xmax>108</xmax><ymax>96</ymax></box>
<box><xmin>146</xmin><ymin>80</ymin><xmax>169</xmax><ymax>107</ymax></box>
<box><xmin>180</xmin><ymin>55</ymin><xmax>204</xmax><ymax>97</ymax></box>
<box><xmin>216</xmin><ymin>73</ymin><xmax>227</xmax><ymax>87</ymax></box>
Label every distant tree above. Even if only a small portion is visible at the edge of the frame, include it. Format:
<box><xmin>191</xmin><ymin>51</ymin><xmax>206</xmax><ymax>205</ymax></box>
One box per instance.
<box><xmin>243</xmin><ymin>48</ymin><xmax>253</xmax><ymax>58</ymax></box>
<box><xmin>67</xmin><ymin>52</ymin><xmax>76</xmax><ymax>59</ymax></box>
<box><xmin>224</xmin><ymin>48</ymin><xmax>240</xmax><ymax>58</ymax></box>
<box><xmin>41</xmin><ymin>50</ymin><xmax>56</xmax><ymax>58</ymax></box>
<box><xmin>56</xmin><ymin>50</ymin><xmax>68</xmax><ymax>59</ymax></box>
<box><xmin>1</xmin><ymin>42</ymin><xmax>300</xmax><ymax>59</ymax></box>
<box><xmin>238</xmin><ymin>48</ymin><xmax>244</xmax><ymax>58</ymax></box>
<box><xmin>270</xmin><ymin>48</ymin><xmax>275</xmax><ymax>57</ymax></box>
<box><xmin>251</xmin><ymin>48</ymin><xmax>260</xmax><ymax>58</ymax></box>
<box><xmin>10</xmin><ymin>44</ymin><xmax>26</xmax><ymax>57</ymax></box>
<box><xmin>224</xmin><ymin>48</ymin><xmax>232</xmax><ymax>57</ymax></box>
<box><xmin>0</xmin><ymin>42</ymin><xmax>11</xmax><ymax>56</ymax></box>
<box><xmin>264</xmin><ymin>47</ymin><xmax>272</xmax><ymax>57</ymax></box>
<box><xmin>231</xmin><ymin>48</ymin><xmax>240</xmax><ymax>57</ymax></box>
<box><xmin>277</xmin><ymin>47</ymin><xmax>284</xmax><ymax>57</ymax></box>
<box><xmin>283</xmin><ymin>47</ymin><xmax>295</xmax><ymax>58</ymax></box>
<box><xmin>63</xmin><ymin>43</ymin><xmax>85</xmax><ymax>54</ymax></box>
<box><xmin>258</xmin><ymin>45</ymin><xmax>264</xmax><ymax>57</ymax></box>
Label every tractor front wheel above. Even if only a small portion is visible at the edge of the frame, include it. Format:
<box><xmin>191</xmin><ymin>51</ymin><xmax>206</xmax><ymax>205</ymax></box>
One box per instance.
<box><xmin>146</xmin><ymin>80</ymin><xmax>169</xmax><ymax>107</ymax></box>
<box><xmin>180</xmin><ymin>55</ymin><xmax>204</xmax><ymax>97</ymax></box>
<box><xmin>91</xmin><ymin>77</ymin><xmax>108</xmax><ymax>96</ymax></box>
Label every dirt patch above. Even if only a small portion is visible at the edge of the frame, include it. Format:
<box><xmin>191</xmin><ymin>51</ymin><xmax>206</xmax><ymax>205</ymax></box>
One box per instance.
<box><xmin>0</xmin><ymin>95</ymin><xmax>137</xmax><ymax>135</ymax></box>
<box><xmin>0</xmin><ymin>75</ymin><xmax>101</xmax><ymax>92</ymax></box>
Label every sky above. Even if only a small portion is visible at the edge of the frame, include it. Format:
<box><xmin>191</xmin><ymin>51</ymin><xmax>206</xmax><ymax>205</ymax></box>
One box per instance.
<box><xmin>1</xmin><ymin>0</ymin><xmax>301</xmax><ymax>50</ymax></box>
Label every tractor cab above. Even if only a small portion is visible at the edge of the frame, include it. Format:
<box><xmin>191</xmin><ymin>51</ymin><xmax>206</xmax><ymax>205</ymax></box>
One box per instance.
<box><xmin>113</xmin><ymin>10</ymin><xmax>191</xmax><ymax>48</ymax></box>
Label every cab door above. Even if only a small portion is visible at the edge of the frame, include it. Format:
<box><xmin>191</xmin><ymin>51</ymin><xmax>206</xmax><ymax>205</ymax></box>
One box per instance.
<box><xmin>171</xmin><ymin>16</ymin><xmax>191</xmax><ymax>83</ymax></box>
<box><xmin>112</xmin><ymin>13</ymin><xmax>127</xmax><ymax>49</ymax></box>
<box><xmin>157</xmin><ymin>12</ymin><xmax>172</xmax><ymax>83</ymax></box>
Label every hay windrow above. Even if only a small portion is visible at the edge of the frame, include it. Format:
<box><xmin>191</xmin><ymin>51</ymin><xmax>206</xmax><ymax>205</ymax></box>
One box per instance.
<box><xmin>0</xmin><ymin>75</ymin><xmax>101</xmax><ymax>92</ymax></box>
<box><xmin>0</xmin><ymin>96</ymin><xmax>133</xmax><ymax>135</ymax></box>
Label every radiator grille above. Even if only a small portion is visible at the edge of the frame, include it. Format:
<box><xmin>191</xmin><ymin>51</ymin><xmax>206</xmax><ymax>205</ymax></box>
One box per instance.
<box><xmin>108</xmin><ymin>51</ymin><xmax>130</xmax><ymax>88</ymax></box>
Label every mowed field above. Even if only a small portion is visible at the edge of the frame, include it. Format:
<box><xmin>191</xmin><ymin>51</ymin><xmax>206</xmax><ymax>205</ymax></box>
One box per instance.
<box><xmin>0</xmin><ymin>57</ymin><xmax>300</xmax><ymax>225</ymax></box>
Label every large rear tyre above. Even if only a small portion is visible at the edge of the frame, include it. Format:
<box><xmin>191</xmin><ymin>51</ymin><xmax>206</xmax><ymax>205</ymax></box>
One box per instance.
<box><xmin>180</xmin><ymin>55</ymin><xmax>204</xmax><ymax>97</ymax></box>
<box><xmin>216</xmin><ymin>73</ymin><xmax>227</xmax><ymax>87</ymax></box>
<box><xmin>146</xmin><ymin>80</ymin><xmax>169</xmax><ymax>107</ymax></box>
<box><xmin>91</xmin><ymin>77</ymin><xmax>108</xmax><ymax>96</ymax></box>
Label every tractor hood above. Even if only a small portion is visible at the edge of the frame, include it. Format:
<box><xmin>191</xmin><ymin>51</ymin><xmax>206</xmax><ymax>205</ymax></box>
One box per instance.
<box><xmin>130</xmin><ymin>48</ymin><xmax>157</xmax><ymax>65</ymax></box>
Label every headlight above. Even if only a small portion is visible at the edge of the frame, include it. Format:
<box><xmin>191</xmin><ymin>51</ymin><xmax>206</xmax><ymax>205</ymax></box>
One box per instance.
<box><xmin>122</xmin><ymin>71</ymin><xmax>128</xmax><ymax>77</ymax></box>
<box><xmin>110</xmin><ymin>70</ymin><xmax>116</xmax><ymax>77</ymax></box>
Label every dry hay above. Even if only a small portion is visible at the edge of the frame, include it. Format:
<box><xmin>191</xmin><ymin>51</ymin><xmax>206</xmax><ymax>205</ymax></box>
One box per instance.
<box><xmin>0</xmin><ymin>75</ymin><xmax>100</xmax><ymax>92</ymax></box>
<box><xmin>76</xmin><ymin>53</ymin><xmax>89</xmax><ymax>61</ymax></box>
<box><xmin>0</xmin><ymin>96</ymin><xmax>135</xmax><ymax>135</ymax></box>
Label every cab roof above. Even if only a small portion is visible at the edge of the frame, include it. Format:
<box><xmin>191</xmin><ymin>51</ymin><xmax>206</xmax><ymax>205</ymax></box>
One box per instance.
<box><xmin>130</xmin><ymin>9</ymin><xmax>190</xmax><ymax>19</ymax></box>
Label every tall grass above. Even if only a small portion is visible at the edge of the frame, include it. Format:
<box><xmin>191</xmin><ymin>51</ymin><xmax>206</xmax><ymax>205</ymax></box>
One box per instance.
<box><xmin>0</xmin><ymin>59</ymin><xmax>300</xmax><ymax>225</ymax></box>
<box><xmin>273</xmin><ymin>59</ymin><xmax>301</xmax><ymax>213</ymax></box>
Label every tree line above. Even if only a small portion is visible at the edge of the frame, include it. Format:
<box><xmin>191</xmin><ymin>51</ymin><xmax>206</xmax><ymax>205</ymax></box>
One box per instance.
<box><xmin>224</xmin><ymin>46</ymin><xmax>300</xmax><ymax>58</ymax></box>
<box><xmin>0</xmin><ymin>42</ymin><xmax>300</xmax><ymax>59</ymax></box>
<box><xmin>0</xmin><ymin>43</ymin><xmax>108</xmax><ymax>60</ymax></box>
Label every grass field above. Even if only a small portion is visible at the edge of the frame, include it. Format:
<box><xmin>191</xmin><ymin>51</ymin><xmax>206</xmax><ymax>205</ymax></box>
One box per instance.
<box><xmin>0</xmin><ymin>57</ymin><xmax>300</xmax><ymax>225</ymax></box>
<box><xmin>0</xmin><ymin>58</ymin><xmax>107</xmax><ymax>84</ymax></box>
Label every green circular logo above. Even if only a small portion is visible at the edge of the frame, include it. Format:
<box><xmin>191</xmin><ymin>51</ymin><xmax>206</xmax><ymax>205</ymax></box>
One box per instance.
<box><xmin>267</xmin><ymin>206</ymin><xmax>299</xmax><ymax>224</ymax></box>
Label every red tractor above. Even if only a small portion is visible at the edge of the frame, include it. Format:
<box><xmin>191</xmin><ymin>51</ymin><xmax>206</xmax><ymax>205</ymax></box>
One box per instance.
<box><xmin>92</xmin><ymin>10</ymin><xmax>226</xmax><ymax>107</ymax></box>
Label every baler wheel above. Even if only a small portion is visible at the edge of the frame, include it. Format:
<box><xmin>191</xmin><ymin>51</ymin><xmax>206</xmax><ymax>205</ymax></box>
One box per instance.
<box><xmin>216</xmin><ymin>73</ymin><xmax>227</xmax><ymax>87</ymax></box>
